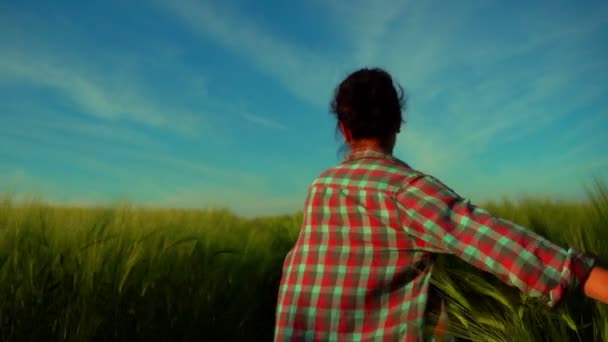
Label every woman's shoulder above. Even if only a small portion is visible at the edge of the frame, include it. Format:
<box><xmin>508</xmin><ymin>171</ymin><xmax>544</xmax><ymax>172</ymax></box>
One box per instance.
<box><xmin>308</xmin><ymin>157</ymin><xmax>427</xmax><ymax>190</ymax></box>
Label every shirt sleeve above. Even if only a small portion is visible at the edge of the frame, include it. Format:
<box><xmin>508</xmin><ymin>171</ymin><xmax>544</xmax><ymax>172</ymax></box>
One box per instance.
<box><xmin>395</xmin><ymin>174</ymin><xmax>597</xmax><ymax>308</ymax></box>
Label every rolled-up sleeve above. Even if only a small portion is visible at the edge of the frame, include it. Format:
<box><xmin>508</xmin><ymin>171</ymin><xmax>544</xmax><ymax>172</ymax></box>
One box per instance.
<box><xmin>395</xmin><ymin>174</ymin><xmax>597</xmax><ymax>307</ymax></box>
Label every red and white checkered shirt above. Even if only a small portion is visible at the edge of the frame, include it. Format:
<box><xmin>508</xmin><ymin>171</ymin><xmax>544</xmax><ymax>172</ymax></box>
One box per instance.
<box><xmin>274</xmin><ymin>148</ymin><xmax>595</xmax><ymax>341</ymax></box>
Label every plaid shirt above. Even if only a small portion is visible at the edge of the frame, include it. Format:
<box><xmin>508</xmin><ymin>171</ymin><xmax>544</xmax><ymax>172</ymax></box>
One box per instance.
<box><xmin>274</xmin><ymin>149</ymin><xmax>596</xmax><ymax>341</ymax></box>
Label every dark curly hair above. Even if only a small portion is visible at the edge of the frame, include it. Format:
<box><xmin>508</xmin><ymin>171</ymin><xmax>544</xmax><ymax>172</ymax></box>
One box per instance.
<box><xmin>330</xmin><ymin>68</ymin><xmax>407</xmax><ymax>143</ymax></box>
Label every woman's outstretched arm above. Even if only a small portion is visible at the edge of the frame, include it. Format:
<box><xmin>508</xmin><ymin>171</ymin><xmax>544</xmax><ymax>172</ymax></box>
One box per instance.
<box><xmin>395</xmin><ymin>174</ymin><xmax>599</xmax><ymax>307</ymax></box>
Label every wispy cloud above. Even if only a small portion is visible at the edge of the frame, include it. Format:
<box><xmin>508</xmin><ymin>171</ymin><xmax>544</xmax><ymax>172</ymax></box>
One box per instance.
<box><xmin>1</xmin><ymin>120</ymin><xmax>263</xmax><ymax>187</ymax></box>
<box><xmin>155</xmin><ymin>0</ymin><xmax>347</xmax><ymax>108</ymax></box>
<box><xmin>377</xmin><ymin>4</ymin><xmax>608</xmax><ymax>184</ymax></box>
<box><xmin>1</xmin><ymin>119</ymin><xmax>289</xmax><ymax>214</ymax></box>
<box><xmin>2</xmin><ymin>106</ymin><xmax>168</xmax><ymax>150</ymax></box>
<box><xmin>241</xmin><ymin>112</ymin><xmax>286</xmax><ymax>130</ymax></box>
<box><xmin>316</xmin><ymin>0</ymin><xmax>409</xmax><ymax>65</ymax></box>
<box><xmin>0</xmin><ymin>47</ymin><xmax>209</xmax><ymax>136</ymax></box>
<box><xmin>156</xmin><ymin>0</ymin><xmax>606</xmax><ymax>194</ymax></box>
<box><xmin>1</xmin><ymin>0</ymin><xmax>605</xmax><ymax>213</ymax></box>
<box><xmin>460</xmin><ymin>151</ymin><xmax>608</xmax><ymax>203</ymax></box>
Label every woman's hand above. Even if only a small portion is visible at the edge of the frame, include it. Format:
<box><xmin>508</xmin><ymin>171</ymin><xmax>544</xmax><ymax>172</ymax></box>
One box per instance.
<box><xmin>583</xmin><ymin>266</ymin><xmax>608</xmax><ymax>304</ymax></box>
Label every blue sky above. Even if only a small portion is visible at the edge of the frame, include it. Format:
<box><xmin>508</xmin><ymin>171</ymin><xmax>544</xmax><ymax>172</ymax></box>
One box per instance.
<box><xmin>1</xmin><ymin>0</ymin><xmax>607</xmax><ymax>216</ymax></box>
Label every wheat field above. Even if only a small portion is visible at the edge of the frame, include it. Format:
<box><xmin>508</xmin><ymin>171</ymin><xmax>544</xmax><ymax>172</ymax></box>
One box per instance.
<box><xmin>0</xmin><ymin>180</ymin><xmax>606</xmax><ymax>341</ymax></box>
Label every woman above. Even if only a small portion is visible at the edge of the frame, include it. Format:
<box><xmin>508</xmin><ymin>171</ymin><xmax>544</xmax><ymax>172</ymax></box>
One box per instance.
<box><xmin>274</xmin><ymin>67</ymin><xmax>608</xmax><ymax>341</ymax></box>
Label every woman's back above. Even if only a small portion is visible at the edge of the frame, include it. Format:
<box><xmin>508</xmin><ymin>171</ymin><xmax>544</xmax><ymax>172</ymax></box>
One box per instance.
<box><xmin>275</xmin><ymin>149</ymin><xmax>441</xmax><ymax>340</ymax></box>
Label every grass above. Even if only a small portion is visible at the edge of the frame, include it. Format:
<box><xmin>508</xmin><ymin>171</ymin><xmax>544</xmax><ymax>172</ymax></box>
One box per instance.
<box><xmin>0</xmin><ymin>180</ymin><xmax>606</xmax><ymax>341</ymax></box>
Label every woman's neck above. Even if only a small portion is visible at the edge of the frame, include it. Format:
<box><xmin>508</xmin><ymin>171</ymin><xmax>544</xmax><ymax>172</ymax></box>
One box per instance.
<box><xmin>349</xmin><ymin>138</ymin><xmax>394</xmax><ymax>155</ymax></box>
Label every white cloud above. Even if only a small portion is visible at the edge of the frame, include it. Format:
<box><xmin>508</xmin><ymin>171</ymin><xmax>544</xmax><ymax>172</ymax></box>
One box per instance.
<box><xmin>155</xmin><ymin>0</ymin><xmax>605</xmax><ymax>202</ymax></box>
<box><xmin>2</xmin><ymin>0</ymin><xmax>605</xmax><ymax>212</ymax></box>
<box><xmin>1</xmin><ymin>123</ymin><xmax>263</xmax><ymax>188</ymax></box>
<box><xmin>315</xmin><ymin>0</ymin><xmax>409</xmax><ymax>65</ymax></box>
<box><xmin>379</xmin><ymin>5</ymin><xmax>607</xmax><ymax>181</ymax></box>
<box><xmin>155</xmin><ymin>0</ymin><xmax>348</xmax><ymax>108</ymax></box>
<box><xmin>0</xmin><ymin>44</ymin><xmax>210</xmax><ymax>137</ymax></box>
<box><xmin>2</xmin><ymin>107</ymin><xmax>168</xmax><ymax>150</ymax></box>
<box><xmin>241</xmin><ymin>112</ymin><xmax>286</xmax><ymax>130</ymax></box>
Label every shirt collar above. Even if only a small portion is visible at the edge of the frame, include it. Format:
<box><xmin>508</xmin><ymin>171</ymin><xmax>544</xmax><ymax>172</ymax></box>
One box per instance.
<box><xmin>343</xmin><ymin>149</ymin><xmax>412</xmax><ymax>170</ymax></box>
<box><xmin>343</xmin><ymin>148</ymin><xmax>399</xmax><ymax>163</ymax></box>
